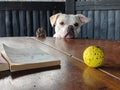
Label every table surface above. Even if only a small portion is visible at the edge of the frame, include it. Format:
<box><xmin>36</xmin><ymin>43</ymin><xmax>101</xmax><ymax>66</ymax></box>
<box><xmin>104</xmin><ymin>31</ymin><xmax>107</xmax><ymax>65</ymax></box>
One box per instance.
<box><xmin>0</xmin><ymin>37</ymin><xmax>120</xmax><ymax>90</ymax></box>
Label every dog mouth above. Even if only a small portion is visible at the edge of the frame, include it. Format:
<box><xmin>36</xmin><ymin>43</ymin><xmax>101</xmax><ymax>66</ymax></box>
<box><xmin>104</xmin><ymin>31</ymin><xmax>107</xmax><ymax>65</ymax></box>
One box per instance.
<box><xmin>64</xmin><ymin>25</ymin><xmax>75</xmax><ymax>39</ymax></box>
<box><xmin>64</xmin><ymin>31</ymin><xmax>75</xmax><ymax>39</ymax></box>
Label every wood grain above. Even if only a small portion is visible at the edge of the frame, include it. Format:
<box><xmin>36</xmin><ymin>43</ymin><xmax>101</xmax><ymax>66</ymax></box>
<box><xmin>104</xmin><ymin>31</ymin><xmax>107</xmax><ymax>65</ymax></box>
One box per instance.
<box><xmin>0</xmin><ymin>37</ymin><xmax>120</xmax><ymax>90</ymax></box>
<box><xmin>36</xmin><ymin>37</ymin><xmax>120</xmax><ymax>81</ymax></box>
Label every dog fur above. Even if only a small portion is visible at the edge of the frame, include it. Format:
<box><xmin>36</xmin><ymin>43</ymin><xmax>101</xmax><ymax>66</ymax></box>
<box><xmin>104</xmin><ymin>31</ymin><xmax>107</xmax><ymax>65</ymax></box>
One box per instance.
<box><xmin>50</xmin><ymin>13</ymin><xmax>90</xmax><ymax>39</ymax></box>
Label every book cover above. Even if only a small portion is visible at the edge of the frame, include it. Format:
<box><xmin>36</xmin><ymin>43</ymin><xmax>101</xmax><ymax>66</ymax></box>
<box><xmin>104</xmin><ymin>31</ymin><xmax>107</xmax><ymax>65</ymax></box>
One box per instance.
<box><xmin>1</xmin><ymin>44</ymin><xmax>60</xmax><ymax>72</ymax></box>
<box><xmin>0</xmin><ymin>54</ymin><xmax>9</xmax><ymax>71</ymax></box>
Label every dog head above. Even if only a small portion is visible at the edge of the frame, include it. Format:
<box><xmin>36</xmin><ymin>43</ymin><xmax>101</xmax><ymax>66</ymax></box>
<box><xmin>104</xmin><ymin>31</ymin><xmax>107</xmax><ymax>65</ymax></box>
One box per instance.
<box><xmin>50</xmin><ymin>13</ymin><xmax>90</xmax><ymax>39</ymax></box>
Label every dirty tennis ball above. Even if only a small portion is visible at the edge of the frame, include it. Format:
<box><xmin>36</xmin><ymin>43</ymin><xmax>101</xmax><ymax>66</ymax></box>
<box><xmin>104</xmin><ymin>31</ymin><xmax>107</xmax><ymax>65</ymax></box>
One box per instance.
<box><xmin>83</xmin><ymin>46</ymin><xmax>105</xmax><ymax>68</ymax></box>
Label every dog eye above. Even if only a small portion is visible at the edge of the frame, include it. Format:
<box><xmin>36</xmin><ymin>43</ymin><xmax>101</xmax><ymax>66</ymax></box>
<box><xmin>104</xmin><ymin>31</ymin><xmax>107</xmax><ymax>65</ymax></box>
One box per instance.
<box><xmin>74</xmin><ymin>23</ymin><xmax>79</xmax><ymax>27</ymax></box>
<box><xmin>60</xmin><ymin>22</ymin><xmax>65</xmax><ymax>25</ymax></box>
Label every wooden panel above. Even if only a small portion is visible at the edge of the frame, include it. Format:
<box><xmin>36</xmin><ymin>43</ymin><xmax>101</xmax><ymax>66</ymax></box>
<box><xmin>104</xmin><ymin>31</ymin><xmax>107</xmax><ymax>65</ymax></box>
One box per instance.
<box><xmin>47</xmin><ymin>10</ymin><xmax>52</xmax><ymax>36</ymax></box>
<box><xmin>0</xmin><ymin>2</ymin><xmax>65</xmax><ymax>11</ymax></box>
<box><xmin>12</xmin><ymin>10</ymin><xmax>20</xmax><ymax>36</ymax></box>
<box><xmin>115</xmin><ymin>10</ymin><xmax>120</xmax><ymax>40</ymax></box>
<box><xmin>94</xmin><ymin>11</ymin><xmax>100</xmax><ymax>39</ymax></box>
<box><xmin>100</xmin><ymin>11</ymin><xmax>108</xmax><ymax>39</ymax></box>
<box><xmin>76</xmin><ymin>0</ymin><xmax>120</xmax><ymax>10</ymax></box>
<box><xmin>65</xmin><ymin>0</ymin><xmax>75</xmax><ymax>14</ymax></box>
<box><xmin>39</xmin><ymin>11</ymin><xmax>47</xmax><ymax>35</ymax></box>
<box><xmin>26</xmin><ymin>10</ymin><xmax>33</xmax><ymax>36</ymax></box>
<box><xmin>0</xmin><ymin>11</ymin><xmax>6</xmax><ymax>37</ymax></box>
<box><xmin>0</xmin><ymin>2</ymin><xmax>65</xmax><ymax>37</ymax></box>
<box><xmin>108</xmin><ymin>11</ymin><xmax>115</xmax><ymax>40</ymax></box>
<box><xmin>33</xmin><ymin>10</ymin><xmax>40</xmax><ymax>36</ymax></box>
<box><xmin>19</xmin><ymin>10</ymin><xmax>27</xmax><ymax>36</ymax></box>
<box><xmin>5</xmin><ymin>10</ymin><xmax>13</xmax><ymax>36</ymax></box>
<box><xmin>87</xmin><ymin>10</ymin><xmax>94</xmax><ymax>38</ymax></box>
<box><xmin>66</xmin><ymin>0</ymin><xmax>120</xmax><ymax>40</ymax></box>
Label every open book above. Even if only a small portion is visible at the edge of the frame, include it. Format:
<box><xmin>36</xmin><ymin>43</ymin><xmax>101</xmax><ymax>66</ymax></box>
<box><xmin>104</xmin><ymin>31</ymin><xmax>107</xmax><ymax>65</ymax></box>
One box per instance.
<box><xmin>1</xmin><ymin>44</ymin><xmax>60</xmax><ymax>72</ymax></box>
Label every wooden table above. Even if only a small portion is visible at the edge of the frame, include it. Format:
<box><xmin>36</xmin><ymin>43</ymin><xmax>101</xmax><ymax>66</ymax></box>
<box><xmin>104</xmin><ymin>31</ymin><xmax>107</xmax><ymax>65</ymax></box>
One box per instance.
<box><xmin>0</xmin><ymin>37</ymin><xmax>120</xmax><ymax>90</ymax></box>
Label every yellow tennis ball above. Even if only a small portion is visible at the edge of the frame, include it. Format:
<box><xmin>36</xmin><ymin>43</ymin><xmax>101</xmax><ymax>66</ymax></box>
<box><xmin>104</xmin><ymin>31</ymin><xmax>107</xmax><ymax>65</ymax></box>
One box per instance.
<box><xmin>83</xmin><ymin>46</ymin><xmax>105</xmax><ymax>68</ymax></box>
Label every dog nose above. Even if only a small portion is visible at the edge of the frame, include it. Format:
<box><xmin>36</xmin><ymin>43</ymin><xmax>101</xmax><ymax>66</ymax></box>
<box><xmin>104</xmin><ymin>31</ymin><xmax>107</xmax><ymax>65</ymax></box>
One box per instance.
<box><xmin>68</xmin><ymin>25</ymin><xmax>74</xmax><ymax>32</ymax></box>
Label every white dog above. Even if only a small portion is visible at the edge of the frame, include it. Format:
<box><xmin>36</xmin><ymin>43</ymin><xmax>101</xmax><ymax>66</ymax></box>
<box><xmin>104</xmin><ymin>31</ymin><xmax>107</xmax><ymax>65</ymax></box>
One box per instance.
<box><xmin>50</xmin><ymin>13</ymin><xmax>90</xmax><ymax>39</ymax></box>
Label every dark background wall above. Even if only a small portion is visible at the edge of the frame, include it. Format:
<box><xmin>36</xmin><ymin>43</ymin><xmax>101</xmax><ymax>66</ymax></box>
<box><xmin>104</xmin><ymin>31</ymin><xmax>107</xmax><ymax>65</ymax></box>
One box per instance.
<box><xmin>0</xmin><ymin>2</ymin><xmax>65</xmax><ymax>37</ymax></box>
<box><xmin>1</xmin><ymin>1</ymin><xmax>120</xmax><ymax>40</ymax></box>
<box><xmin>66</xmin><ymin>0</ymin><xmax>120</xmax><ymax>40</ymax></box>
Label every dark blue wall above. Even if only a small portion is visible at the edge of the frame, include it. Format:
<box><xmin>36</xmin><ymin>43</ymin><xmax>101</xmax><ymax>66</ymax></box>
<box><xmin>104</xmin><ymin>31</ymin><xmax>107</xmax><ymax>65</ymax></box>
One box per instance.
<box><xmin>0</xmin><ymin>2</ymin><xmax>65</xmax><ymax>37</ymax></box>
<box><xmin>66</xmin><ymin>0</ymin><xmax>120</xmax><ymax>40</ymax></box>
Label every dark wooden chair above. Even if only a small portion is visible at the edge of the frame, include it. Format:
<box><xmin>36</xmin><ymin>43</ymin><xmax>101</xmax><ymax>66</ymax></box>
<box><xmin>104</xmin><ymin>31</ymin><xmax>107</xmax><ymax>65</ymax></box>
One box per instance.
<box><xmin>66</xmin><ymin>0</ymin><xmax>120</xmax><ymax>40</ymax></box>
<box><xmin>0</xmin><ymin>2</ymin><xmax>65</xmax><ymax>37</ymax></box>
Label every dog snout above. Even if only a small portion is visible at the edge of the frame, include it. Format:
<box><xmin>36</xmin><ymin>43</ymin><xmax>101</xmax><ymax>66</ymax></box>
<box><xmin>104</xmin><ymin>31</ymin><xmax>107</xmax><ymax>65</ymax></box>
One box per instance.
<box><xmin>67</xmin><ymin>25</ymin><xmax>74</xmax><ymax>36</ymax></box>
<box><xmin>67</xmin><ymin>25</ymin><xmax>74</xmax><ymax>33</ymax></box>
<box><xmin>65</xmin><ymin>25</ymin><xmax>75</xmax><ymax>39</ymax></box>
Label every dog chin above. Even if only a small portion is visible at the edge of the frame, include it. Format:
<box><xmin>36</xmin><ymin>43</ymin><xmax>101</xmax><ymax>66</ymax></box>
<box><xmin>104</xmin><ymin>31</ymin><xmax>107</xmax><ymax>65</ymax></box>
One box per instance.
<box><xmin>53</xmin><ymin>34</ymin><xmax>75</xmax><ymax>39</ymax></box>
<box><xmin>64</xmin><ymin>36</ymin><xmax>72</xmax><ymax>39</ymax></box>
<box><xmin>64</xmin><ymin>35</ymin><xmax>75</xmax><ymax>39</ymax></box>
<box><xmin>64</xmin><ymin>33</ymin><xmax>75</xmax><ymax>39</ymax></box>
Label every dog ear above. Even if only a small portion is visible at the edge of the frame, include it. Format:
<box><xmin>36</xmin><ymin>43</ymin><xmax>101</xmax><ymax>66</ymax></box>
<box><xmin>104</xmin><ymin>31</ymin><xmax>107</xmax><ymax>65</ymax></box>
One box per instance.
<box><xmin>77</xmin><ymin>14</ymin><xmax>90</xmax><ymax>25</ymax></box>
<box><xmin>50</xmin><ymin>13</ymin><xmax>61</xmax><ymax>27</ymax></box>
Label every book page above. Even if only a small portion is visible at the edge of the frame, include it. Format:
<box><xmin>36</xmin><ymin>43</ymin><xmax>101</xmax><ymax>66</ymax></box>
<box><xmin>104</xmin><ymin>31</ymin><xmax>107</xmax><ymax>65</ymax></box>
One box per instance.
<box><xmin>2</xmin><ymin>44</ymin><xmax>58</xmax><ymax>65</ymax></box>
